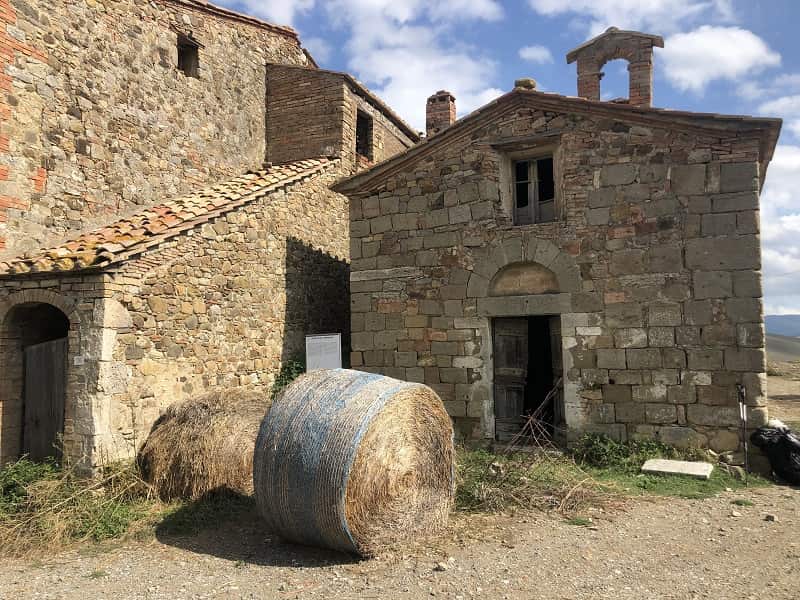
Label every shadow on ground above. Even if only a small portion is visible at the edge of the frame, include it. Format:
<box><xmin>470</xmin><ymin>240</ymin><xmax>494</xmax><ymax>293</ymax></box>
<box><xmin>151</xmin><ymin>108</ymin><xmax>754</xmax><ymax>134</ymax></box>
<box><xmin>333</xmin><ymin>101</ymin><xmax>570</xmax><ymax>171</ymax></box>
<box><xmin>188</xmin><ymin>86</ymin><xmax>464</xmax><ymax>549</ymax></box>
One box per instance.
<box><xmin>154</xmin><ymin>490</ymin><xmax>357</xmax><ymax>568</ymax></box>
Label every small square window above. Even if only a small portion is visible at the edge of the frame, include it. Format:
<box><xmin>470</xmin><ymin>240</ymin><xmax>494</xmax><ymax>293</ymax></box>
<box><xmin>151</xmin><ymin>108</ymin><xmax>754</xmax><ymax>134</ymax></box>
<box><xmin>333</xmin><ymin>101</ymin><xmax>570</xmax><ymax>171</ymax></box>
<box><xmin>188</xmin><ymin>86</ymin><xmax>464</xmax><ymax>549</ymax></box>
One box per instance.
<box><xmin>177</xmin><ymin>33</ymin><xmax>200</xmax><ymax>78</ymax></box>
<box><xmin>356</xmin><ymin>110</ymin><xmax>374</xmax><ymax>161</ymax></box>
<box><xmin>512</xmin><ymin>156</ymin><xmax>555</xmax><ymax>225</ymax></box>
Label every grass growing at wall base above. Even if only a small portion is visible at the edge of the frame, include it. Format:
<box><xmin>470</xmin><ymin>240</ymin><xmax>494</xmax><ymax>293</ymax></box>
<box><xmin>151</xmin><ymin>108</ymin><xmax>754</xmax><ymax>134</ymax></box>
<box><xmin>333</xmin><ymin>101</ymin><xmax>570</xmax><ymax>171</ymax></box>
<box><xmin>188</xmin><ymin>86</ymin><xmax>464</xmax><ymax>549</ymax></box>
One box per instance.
<box><xmin>456</xmin><ymin>434</ymin><xmax>767</xmax><ymax>514</ymax></box>
<box><xmin>0</xmin><ymin>458</ymin><xmax>159</xmax><ymax>556</ymax></box>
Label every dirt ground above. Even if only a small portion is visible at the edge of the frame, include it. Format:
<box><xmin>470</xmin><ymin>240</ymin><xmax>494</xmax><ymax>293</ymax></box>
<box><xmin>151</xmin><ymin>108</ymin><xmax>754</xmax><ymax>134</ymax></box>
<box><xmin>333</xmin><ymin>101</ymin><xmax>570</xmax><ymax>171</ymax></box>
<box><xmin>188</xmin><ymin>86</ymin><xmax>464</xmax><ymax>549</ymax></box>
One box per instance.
<box><xmin>768</xmin><ymin>363</ymin><xmax>800</xmax><ymax>427</ymax></box>
<box><xmin>0</xmin><ymin>482</ymin><xmax>797</xmax><ymax>600</ymax></box>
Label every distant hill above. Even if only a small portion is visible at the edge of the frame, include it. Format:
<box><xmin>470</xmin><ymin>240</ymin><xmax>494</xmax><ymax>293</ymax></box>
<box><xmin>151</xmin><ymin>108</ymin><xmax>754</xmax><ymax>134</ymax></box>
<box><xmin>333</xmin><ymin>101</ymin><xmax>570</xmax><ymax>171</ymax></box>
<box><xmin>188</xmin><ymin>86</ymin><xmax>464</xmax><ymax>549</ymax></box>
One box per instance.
<box><xmin>766</xmin><ymin>334</ymin><xmax>800</xmax><ymax>363</ymax></box>
<box><xmin>765</xmin><ymin>315</ymin><xmax>800</xmax><ymax>338</ymax></box>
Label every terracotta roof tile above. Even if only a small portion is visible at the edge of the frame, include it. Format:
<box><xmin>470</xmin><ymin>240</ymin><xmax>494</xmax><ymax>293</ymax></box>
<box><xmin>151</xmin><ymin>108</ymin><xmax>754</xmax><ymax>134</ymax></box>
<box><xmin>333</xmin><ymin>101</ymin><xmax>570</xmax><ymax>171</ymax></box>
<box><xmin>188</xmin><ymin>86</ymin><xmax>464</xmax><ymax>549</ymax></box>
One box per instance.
<box><xmin>0</xmin><ymin>158</ymin><xmax>332</xmax><ymax>276</ymax></box>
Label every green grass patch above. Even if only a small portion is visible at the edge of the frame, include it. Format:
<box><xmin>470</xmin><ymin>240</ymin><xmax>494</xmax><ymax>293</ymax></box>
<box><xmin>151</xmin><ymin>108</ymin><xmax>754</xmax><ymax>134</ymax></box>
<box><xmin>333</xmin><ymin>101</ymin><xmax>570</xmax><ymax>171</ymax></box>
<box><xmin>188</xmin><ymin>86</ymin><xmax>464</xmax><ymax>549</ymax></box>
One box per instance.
<box><xmin>0</xmin><ymin>458</ymin><xmax>161</xmax><ymax>556</ymax></box>
<box><xmin>572</xmin><ymin>434</ymin><xmax>767</xmax><ymax>499</ymax></box>
<box><xmin>456</xmin><ymin>434</ymin><xmax>770</xmax><ymax>515</ymax></box>
<box><xmin>86</xmin><ymin>569</ymin><xmax>109</xmax><ymax>579</ymax></box>
<box><xmin>565</xmin><ymin>516</ymin><xmax>592</xmax><ymax>527</ymax></box>
<box><xmin>732</xmin><ymin>498</ymin><xmax>754</xmax><ymax>507</ymax></box>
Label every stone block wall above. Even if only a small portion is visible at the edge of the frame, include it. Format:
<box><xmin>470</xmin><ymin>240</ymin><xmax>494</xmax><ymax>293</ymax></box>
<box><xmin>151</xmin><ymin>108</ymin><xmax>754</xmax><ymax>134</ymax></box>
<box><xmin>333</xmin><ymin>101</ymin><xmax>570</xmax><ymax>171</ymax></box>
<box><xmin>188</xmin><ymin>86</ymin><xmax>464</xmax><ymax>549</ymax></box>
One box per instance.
<box><xmin>0</xmin><ymin>166</ymin><xmax>349</xmax><ymax>466</ymax></box>
<box><xmin>0</xmin><ymin>0</ymin><xmax>309</xmax><ymax>258</ymax></box>
<box><xmin>100</xmin><ymin>166</ymin><xmax>349</xmax><ymax>461</ymax></box>
<box><xmin>348</xmin><ymin>105</ymin><xmax>768</xmax><ymax>451</ymax></box>
<box><xmin>266</xmin><ymin>64</ymin><xmax>417</xmax><ymax>173</ymax></box>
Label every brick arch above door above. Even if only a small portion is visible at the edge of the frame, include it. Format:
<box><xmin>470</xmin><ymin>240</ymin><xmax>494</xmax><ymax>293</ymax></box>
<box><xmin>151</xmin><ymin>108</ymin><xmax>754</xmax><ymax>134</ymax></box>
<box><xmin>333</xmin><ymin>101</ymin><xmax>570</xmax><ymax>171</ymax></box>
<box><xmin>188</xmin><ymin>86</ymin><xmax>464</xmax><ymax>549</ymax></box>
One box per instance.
<box><xmin>0</xmin><ymin>289</ymin><xmax>81</xmax><ymax>329</ymax></box>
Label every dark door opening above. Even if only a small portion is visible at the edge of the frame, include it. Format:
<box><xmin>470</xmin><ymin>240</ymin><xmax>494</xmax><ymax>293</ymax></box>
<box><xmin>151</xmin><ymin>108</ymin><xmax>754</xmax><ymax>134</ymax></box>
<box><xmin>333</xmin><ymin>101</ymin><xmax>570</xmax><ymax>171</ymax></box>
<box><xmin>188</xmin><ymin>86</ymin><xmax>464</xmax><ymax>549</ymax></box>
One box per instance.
<box><xmin>493</xmin><ymin>316</ymin><xmax>563</xmax><ymax>444</ymax></box>
<box><xmin>24</xmin><ymin>338</ymin><xmax>67</xmax><ymax>461</ymax></box>
<box><xmin>1</xmin><ymin>303</ymin><xmax>70</xmax><ymax>463</ymax></box>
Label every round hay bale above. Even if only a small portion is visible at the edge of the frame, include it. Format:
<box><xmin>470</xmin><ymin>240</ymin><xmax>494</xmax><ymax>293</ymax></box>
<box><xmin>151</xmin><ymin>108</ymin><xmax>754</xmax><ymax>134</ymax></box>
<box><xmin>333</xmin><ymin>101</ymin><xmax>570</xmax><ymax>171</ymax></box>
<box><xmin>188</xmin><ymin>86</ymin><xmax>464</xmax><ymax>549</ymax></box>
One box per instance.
<box><xmin>138</xmin><ymin>387</ymin><xmax>270</xmax><ymax>500</ymax></box>
<box><xmin>253</xmin><ymin>369</ymin><xmax>455</xmax><ymax>557</ymax></box>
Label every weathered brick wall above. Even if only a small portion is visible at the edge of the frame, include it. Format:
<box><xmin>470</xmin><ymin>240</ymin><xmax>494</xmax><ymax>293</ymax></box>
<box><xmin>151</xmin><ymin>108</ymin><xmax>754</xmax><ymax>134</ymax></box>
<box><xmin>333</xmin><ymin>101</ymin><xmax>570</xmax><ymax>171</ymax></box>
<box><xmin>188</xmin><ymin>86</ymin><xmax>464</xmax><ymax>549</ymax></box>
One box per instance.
<box><xmin>348</xmin><ymin>106</ymin><xmax>767</xmax><ymax>451</ymax></box>
<box><xmin>344</xmin><ymin>92</ymin><xmax>416</xmax><ymax>167</ymax></box>
<box><xmin>0</xmin><ymin>0</ymin><xmax>308</xmax><ymax>258</ymax></box>
<box><xmin>266</xmin><ymin>64</ymin><xmax>417</xmax><ymax>173</ymax></box>
<box><xmin>266</xmin><ymin>65</ymin><xmax>348</xmax><ymax>166</ymax></box>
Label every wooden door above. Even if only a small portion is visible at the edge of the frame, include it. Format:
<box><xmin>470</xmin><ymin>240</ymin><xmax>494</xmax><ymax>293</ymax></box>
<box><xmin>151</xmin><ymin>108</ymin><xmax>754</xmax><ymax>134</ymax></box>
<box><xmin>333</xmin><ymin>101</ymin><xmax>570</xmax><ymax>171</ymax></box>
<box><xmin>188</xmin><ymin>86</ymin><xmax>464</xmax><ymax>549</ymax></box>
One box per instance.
<box><xmin>493</xmin><ymin>318</ymin><xmax>528</xmax><ymax>442</ymax></box>
<box><xmin>23</xmin><ymin>338</ymin><xmax>67</xmax><ymax>461</ymax></box>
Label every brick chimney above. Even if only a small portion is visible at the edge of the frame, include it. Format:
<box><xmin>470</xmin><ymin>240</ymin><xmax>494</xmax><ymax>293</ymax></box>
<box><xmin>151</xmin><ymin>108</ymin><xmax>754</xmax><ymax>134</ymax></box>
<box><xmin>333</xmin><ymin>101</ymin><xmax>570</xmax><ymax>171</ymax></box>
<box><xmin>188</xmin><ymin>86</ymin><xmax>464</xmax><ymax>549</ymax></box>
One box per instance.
<box><xmin>566</xmin><ymin>27</ymin><xmax>664</xmax><ymax>107</ymax></box>
<box><xmin>426</xmin><ymin>90</ymin><xmax>456</xmax><ymax>137</ymax></box>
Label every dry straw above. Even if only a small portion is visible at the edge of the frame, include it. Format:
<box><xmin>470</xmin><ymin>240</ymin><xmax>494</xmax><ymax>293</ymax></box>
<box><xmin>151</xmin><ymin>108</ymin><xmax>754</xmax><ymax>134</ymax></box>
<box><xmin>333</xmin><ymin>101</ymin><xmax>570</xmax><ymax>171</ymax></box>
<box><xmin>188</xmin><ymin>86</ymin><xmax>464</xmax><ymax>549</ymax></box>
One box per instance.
<box><xmin>253</xmin><ymin>369</ymin><xmax>455</xmax><ymax>557</ymax></box>
<box><xmin>138</xmin><ymin>387</ymin><xmax>270</xmax><ymax>500</ymax></box>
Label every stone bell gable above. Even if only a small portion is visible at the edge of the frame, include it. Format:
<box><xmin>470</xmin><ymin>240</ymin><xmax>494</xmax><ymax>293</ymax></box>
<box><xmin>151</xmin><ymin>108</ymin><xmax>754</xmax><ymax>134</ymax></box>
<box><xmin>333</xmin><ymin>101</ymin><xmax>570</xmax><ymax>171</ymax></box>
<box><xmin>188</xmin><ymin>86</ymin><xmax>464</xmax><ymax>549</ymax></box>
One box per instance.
<box><xmin>336</xmin><ymin>75</ymin><xmax>781</xmax><ymax>451</ymax></box>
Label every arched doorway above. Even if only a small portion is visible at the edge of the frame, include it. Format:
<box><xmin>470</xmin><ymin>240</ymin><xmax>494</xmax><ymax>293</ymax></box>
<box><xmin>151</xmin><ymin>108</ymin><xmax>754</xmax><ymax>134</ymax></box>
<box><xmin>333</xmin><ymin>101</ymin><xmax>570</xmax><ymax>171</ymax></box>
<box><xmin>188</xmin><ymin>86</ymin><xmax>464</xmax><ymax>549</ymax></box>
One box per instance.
<box><xmin>0</xmin><ymin>303</ymin><xmax>70</xmax><ymax>462</ymax></box>
<box><xmin>488</xmin><ymin>262</ymin><xmax>564</xmax><ymax>443</ymax></box>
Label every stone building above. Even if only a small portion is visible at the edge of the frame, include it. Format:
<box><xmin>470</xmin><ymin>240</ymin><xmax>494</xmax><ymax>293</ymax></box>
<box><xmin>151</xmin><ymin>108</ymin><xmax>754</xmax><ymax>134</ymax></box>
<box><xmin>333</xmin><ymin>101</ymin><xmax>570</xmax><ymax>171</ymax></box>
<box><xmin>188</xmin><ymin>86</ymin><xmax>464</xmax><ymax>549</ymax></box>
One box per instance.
<box><xmin>0</xmin><ymin>0</ymin><xmax>417</xmax><ymax>466</ymax></box>
<box><xmin>337</xmin><ymin>29</ymin><xmax>782</xmax><ymax>452</ymax></box>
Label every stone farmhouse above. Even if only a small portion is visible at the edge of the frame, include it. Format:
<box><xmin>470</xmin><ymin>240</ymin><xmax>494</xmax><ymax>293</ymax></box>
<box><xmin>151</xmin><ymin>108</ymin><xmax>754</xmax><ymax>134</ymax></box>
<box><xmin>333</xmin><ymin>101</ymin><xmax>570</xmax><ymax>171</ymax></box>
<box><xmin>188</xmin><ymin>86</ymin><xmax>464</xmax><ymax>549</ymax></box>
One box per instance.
<box><xmin>0</xmin><ymin>0</ymin><xmax>417</xmax><ymax>466</ymax></box>
<box><xmin>337</xmin><ymin>29</ymin><xmax>782</xmax><ymax>452</ymax></box>
<box><xmin>0</xmin><ymin>1</ymin><xmax>783</xmax><ymax>469</ymax></box>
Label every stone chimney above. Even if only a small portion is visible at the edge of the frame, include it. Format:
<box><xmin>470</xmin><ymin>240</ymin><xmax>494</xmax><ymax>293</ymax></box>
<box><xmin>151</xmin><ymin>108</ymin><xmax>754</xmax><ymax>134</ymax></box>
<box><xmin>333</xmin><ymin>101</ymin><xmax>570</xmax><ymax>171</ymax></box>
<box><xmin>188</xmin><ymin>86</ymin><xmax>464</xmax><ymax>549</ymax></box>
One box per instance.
<box><xmin>426</xmin><ymin>90</ymin><xmax>456</xmax><ymax>137</ymax></box>
<box><xmin>566</xmin><ymin>27</ymin><xmax>664</xmax><ymax>108</ymax></box>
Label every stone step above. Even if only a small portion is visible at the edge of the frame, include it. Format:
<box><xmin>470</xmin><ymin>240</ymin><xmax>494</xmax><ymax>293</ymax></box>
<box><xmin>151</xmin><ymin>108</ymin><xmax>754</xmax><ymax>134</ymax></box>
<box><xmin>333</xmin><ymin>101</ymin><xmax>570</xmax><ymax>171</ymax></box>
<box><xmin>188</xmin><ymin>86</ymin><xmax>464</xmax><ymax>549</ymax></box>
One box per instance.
<box><xmin>641</xmin><ymin>458</ymin><xmax>714</xmax><ymax>480</ymax></box>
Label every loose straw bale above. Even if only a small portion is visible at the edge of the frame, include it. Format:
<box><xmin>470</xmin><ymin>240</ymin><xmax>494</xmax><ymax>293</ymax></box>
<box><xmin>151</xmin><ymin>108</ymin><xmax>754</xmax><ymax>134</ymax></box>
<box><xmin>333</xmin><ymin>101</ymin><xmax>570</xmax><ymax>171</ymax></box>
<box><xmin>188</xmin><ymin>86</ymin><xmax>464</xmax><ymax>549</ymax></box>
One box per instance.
<box><xmin>253</xmin><ymin>369</ymin><xmax>455</xmax><ymax>557</ymax></box>
<box><xmin>138</xmin><ymin>387</ymin><xmax>270</xmax><ymax>500</ymax></box>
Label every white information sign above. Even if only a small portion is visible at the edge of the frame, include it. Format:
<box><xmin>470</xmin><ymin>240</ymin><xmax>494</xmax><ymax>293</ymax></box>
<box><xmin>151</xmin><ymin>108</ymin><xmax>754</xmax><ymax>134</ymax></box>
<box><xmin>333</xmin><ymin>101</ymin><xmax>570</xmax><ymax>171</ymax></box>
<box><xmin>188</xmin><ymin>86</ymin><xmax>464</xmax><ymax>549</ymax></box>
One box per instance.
<box><xmin>305</xmin><ymin>333</ymin><xmax>342</xmax><ymax>371</ymax></box>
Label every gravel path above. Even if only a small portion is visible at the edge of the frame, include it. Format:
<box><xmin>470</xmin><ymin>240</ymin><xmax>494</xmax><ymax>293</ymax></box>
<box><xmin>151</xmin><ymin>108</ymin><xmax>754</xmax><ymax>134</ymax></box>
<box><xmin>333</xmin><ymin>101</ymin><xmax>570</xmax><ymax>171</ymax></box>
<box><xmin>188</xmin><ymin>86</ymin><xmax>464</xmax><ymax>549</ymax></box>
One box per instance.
<box><xmin>0</xmin><ymin>484</ymin><xmax>797</xmax><ymax>599</ymax></box>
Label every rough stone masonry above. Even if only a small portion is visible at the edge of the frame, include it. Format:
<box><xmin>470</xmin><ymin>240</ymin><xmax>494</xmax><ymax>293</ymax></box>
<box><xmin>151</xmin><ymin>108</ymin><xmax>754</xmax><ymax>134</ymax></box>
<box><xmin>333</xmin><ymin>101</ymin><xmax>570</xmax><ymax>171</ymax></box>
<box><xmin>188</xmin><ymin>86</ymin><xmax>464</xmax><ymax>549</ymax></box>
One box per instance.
<box><xmin>0</xmin><ymin>0</ymin><xmax>418</xmax><ymax>467</ymax></box>
<box><xmin>337</xmin><ymin>28</ymin><xmax>782</xmax><ymax>453</ymax></box>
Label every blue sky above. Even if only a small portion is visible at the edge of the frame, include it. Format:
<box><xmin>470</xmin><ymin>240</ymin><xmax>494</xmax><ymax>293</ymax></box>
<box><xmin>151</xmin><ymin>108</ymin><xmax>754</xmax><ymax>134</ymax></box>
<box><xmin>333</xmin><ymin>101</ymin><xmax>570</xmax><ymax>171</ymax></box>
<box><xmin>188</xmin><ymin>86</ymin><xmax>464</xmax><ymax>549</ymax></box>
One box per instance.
<box><xmin>221</xmin><ymin>0</ymin><xmax>800</xmax><ymax>315</ymax></box>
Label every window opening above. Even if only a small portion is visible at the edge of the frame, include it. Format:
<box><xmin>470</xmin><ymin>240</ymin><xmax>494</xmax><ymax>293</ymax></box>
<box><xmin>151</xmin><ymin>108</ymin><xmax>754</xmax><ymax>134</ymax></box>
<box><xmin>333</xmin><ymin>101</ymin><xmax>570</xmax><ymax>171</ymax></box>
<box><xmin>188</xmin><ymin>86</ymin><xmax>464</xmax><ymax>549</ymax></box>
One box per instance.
<box><xmin>512</xmin><ymin>156</ymin><xmax>555</xmax><ymax>225</ymax></box>
<box><xmin>177</xmin><ymin>33</ymin><xmax>200</xmax><ymax>78</ymax></box>
<box><xmin>356</xmin><ymin>110</ymin><xmax>374</xmax><ymax>162</ymax></box>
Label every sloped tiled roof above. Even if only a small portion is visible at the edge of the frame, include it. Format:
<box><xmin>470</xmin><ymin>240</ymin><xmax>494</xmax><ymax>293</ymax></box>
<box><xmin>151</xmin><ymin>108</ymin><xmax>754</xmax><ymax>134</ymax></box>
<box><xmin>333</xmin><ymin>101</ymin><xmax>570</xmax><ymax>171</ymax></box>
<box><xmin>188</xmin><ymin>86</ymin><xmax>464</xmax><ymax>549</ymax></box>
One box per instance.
<box><xmin>0</xmin><ymin>158</ymin><xmax>332</xmax><ymax>276</ymax></box>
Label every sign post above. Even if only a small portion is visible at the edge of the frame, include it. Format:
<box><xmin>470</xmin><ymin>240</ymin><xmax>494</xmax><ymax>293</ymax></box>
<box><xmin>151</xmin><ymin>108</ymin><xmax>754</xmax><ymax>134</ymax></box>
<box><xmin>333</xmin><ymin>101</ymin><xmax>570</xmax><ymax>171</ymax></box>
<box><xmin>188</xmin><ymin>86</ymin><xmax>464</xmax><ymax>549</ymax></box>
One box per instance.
<box><xmin>305</xmin><ymin>333</ymin><xmax>342</xmax><ymax>371</ymax></box>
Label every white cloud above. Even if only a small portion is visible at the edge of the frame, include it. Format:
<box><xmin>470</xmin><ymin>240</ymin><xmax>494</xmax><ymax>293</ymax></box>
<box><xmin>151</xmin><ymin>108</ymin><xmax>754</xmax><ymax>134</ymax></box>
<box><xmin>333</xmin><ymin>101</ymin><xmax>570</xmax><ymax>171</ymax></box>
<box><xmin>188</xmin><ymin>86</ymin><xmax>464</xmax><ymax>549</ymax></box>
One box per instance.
<box><xmin>519</xmin><ymin>45</ymin><xmax>553</xmax><ymax>64</ymax></box>
<box><xmin>660</xmin><ymin>26</ymin><xmax>780</xmax><ymax>93</ymax></box>
<box><xmin>428</xmin><ymin>0</ymin><xmax>503</xmax><ymax>22</ymax></box>
<box><xmin>760</xmin><ymin>145</ymin><xmax>800</xmax><ymax>314</ymax></box>
<box><xmin>233</xmin><ymin>0</ymin><xmax>315</xmax><ymax>26</ymax></box>
<box><xmin>303</xmin><ymin>37</ymin><xmax>332</xmax><ymax>64</ymax></box>
<box><xmin>758</xmin><ymin>94</ymin><xmax>800</xmax><ymax>142</ymax></box>
<box><xmin>759</xmin><ymin>94</ymin><xmax>800</xmax><ymax>116</ymax></box>
<box><xmin>322</xmin><ymin>0</ymin><xmax>505</xmax><ymax>130</ymax></box>
<box><xmin>526</xmin><ymin>0</ymin><xmax>733</xmax><ymax>35</ymax></box>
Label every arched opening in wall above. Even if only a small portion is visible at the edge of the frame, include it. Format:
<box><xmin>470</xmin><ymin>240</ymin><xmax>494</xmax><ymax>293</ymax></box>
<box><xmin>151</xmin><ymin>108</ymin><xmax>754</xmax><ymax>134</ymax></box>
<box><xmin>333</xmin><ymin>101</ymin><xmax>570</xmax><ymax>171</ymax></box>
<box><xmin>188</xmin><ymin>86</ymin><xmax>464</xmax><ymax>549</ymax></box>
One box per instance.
<box><xmin>488</xmin><ymin>262</ymin><xmax>564</xmax><ymax>444</ymax></box>
<box><xmin>599</xmin><ymin>59</ymin><xmax>631</xmax><ymax>102</ymax></box>
<box><xmin>0</xmin><ymin>303</ymin><xmax>70</xmax><ymax>464</ymax></box>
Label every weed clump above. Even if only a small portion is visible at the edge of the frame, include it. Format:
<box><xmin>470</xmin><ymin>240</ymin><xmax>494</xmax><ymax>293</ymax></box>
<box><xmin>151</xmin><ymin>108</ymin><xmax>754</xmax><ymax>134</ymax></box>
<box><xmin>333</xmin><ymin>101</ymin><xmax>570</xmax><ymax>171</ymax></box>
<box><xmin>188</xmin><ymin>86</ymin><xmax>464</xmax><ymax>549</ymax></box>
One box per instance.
<box><xmin>455</xmin><ymin>447</ymin><xmax>603</xmax><ymax>515</ymax></box>
<box><xmin>571</xmin><ymin>434</ymin><xmax>703</xmax><ymax>473</ymax></box>
<box><xmin>271</xmin><ymin>355</ymin><xmax>306</xmax><ymax>399</ymax></box>
<box><xmin>0</xmin><ymin>458</ymin><xmax>157</xmax><ymax>557</ymax></box>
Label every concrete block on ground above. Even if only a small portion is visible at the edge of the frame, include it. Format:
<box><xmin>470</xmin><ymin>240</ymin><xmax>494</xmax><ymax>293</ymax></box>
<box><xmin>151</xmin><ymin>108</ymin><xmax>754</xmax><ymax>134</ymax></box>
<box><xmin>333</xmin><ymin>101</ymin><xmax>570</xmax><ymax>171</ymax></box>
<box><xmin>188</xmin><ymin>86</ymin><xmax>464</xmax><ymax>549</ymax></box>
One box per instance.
<box><xmin>641</xmin><ymin>458</ymin><xmax>714</xmax><ymax>480</ymax></box>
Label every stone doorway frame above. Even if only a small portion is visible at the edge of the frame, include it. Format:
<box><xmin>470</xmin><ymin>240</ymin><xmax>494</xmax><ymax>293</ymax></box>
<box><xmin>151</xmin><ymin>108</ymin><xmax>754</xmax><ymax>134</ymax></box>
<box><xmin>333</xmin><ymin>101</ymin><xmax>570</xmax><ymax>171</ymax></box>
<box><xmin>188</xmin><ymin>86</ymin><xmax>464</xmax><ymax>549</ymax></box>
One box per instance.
<box><xmin>467</xmin><ymin>237</ymin><xmax>583</xmax><ymax>441</ymax></box>
<box><xmin>0</xmin><ymin>290</ymin><xmax>82</xmax><ymax>465</ymax></box>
